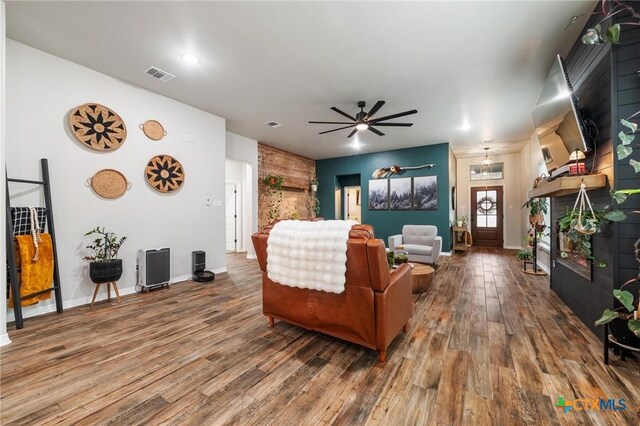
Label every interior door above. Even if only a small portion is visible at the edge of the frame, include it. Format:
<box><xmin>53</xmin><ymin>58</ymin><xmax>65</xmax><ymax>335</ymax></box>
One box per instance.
<box><xmin>225</xmin><ymin>183</ymin><xmax>237</xmax><ymax>252</ymax></box>
<box><xmin>470</xmin><ymin>186</ymin><xmax>503</xmax><ymax>248</ymax></box>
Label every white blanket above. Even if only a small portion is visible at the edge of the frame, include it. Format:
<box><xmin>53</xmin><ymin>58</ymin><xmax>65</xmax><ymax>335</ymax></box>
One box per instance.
<box><xmin>267</xmin><ymin>220</ymin><xmax>356</xmax><ymax>294</ymax></box>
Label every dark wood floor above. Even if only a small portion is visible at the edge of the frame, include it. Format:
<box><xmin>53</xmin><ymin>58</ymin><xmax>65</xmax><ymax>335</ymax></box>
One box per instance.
<box><xmin>1</xmin><ymin>249</ymin><xmax>639</xmax><ymax>425</ymax></box>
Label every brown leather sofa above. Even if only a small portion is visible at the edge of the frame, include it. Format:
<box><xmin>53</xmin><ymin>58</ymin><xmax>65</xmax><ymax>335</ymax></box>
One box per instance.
<box><xmin>252</xmin><ymin>223</ymin><xmax>412</xmax><ymax>362</ymax></box>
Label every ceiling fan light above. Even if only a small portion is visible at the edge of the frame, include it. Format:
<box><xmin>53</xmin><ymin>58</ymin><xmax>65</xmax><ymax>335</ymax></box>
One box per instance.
<box><xmin>356</xmin><ymin>123</ymin><xmax>369</xmax><ymax>131</ymax></box>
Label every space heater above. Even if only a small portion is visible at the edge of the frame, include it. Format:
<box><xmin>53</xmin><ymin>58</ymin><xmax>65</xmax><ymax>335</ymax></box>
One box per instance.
<box><xmin>137</xmin><ymin>248</ymin><xmax>171</xmax><ymax>291</ymax></box>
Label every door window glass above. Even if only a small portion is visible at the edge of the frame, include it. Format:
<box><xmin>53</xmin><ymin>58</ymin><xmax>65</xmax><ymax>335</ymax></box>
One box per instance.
<box><xmin>476</xmin><ymin>190</ymin><xmax>497</xmax><ymax>228</ymax></box>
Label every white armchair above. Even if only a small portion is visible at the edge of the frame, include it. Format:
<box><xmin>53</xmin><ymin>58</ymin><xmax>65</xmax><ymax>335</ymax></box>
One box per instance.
<box><xmin>388</xmin><ymin>225</ymin><xmax>442</xmax><ymax>265</ymax></box>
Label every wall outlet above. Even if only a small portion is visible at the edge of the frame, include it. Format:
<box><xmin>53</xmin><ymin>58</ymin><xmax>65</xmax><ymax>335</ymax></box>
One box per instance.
<box><xmin>212</xmin><ymin>199</ymin><xmax>222</xmax><ymax>207</ymax></box>
<box><xmin>185</xmin><ymin>133</ymin><xmax>194</xmax><ymax>143</ymax></box>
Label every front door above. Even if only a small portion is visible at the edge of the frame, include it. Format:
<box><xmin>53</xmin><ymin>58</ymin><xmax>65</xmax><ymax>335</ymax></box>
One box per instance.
<box><xmin>470</xmin><ymin>186</ymin><xmax>503</xmax><ymax>248</ymax></box>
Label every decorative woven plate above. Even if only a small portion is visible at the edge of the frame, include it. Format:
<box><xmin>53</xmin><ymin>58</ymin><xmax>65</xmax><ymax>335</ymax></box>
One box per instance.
<box><xmin>139</xmin><ymin>120</ymin><xmax>167</xmax><ymax>141</ymax></box>
<box><xmin>69</xmin><ymin>103</ymin><xmax>127</xmax><ymax>151</ymax></box>
<box><xmin>145</xmin><ymin>155</ymin><xmax>185</xmax><ymax>193</ymax></box>
<box><xmin>87</xmin><ymin>169</ymin><xmax>131</xmax><ymax>199</ymax></box>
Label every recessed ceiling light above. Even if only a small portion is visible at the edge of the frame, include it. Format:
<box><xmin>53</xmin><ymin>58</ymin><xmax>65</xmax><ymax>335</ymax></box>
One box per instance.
<box><xmin>181</xmin><ymin>53</ymin><xmax>200</xmax><ymax>64</ymax></box>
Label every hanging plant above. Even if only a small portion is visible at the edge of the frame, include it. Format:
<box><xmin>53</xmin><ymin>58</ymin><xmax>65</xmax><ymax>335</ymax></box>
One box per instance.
<box><xmin>260</xmin><ymin>174</ymin><xmax>284</xmax><ymax>222</ymax></box>
<box><xmin>261</xmin><ymin>174</ymin><xmax>284</xmax><ymax>190</ymax></box>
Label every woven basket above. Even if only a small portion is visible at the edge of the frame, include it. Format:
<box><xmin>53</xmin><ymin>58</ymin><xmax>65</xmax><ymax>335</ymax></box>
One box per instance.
<box><xmin>145</xmin><ymin>154</ymin><xmax>185</xmax><ymax>193</ymax></box>
<box><xmin>139</xmin><ymin>120</ymin><xmax>167</xmax><ymax>141</ymax></box>
<box><xmin>87</xmin><ymin>169</ymin><xmax>131</xmax><ymax>199</ymax></box>
<box><xmin>69</xmin><ymin>103</ymin><xmax>126</xmax><ymax>151</ymax></box>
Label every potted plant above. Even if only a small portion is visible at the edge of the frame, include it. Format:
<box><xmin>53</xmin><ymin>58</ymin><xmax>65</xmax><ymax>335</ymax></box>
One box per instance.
<box><xmin>522</xmin><ymin>198</ymin><xmax>548</xmax><ymax>226</ymax></box>
<box><xmin>456</xmin><ymin>216</ymin><xmax>467</xmax><ymax>227</ymax></box>
<box><xmin>516</xmin><ymin>249</ymin><xmax>533</xmax><ymax>262</ymax></box>
<box><xmin>595</xmin><ymin>277</ymin><xmax>640</xmax><ymax>349</ymax></box>
<box><xmin>523</xmin><ymin>234</ymin><xmax>534</xmax><ymax>247</ymax></box>
<box><xmin>261</xmin><ymin>174</ymin><xmax>284</xmax><ymax>222</ymax></box>
<box><xmin>84</xmin><ymin>227</ymin><xmax>127</xmax><ymax>284</ymax></box>
<box><xmin>394</xmin><ymin>252</ymin><xmax>409</xmax><ymax>265</ymax></box>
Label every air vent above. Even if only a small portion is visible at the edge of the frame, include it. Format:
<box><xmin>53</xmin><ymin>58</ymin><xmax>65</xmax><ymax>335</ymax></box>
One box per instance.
<box><xmin>265</xmin><ymin>121</ymin><xmax>282</xmax><ymax>128</ymax></box>
<box><xmin>144</xmin><ymin>66</ymin><xmax>176</xmax><ymax>82</ymax></box>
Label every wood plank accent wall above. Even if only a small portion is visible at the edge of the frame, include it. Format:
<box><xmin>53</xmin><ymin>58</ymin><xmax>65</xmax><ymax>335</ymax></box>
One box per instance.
<box><xmin>258</xmin><ymin>143</ymin><xmax>316</xmax><ymax>229</ymax></box>
<box><xmin>613</xmin><ymin>12</ymin><xmax>640</xmax><ymax>285</ymax></box>
<box><xmin>550</xmin><ymin>9</ymin><xmax>614</xmax><ymax>335</ymax></box>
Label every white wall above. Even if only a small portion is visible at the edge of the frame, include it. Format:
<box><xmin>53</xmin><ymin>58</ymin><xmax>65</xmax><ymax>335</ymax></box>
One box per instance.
<box><xmin>5</xmin><ymin>40</ymin><xmax>227</xmax><ymax>320</ymax></box>
<box><xmin>0</xmin><ymin>2</ymin><xmax>10</xmax><ymax>346</ymax></box>
<box><xmin>455</xmin><ymin>151</ymin><xmax>524</xmax><ymax>249</ymax></box>
<box><xmin>225</xmin><ymin>131</ymin><xmax>258</xmax><ymax>258</ymax></box>
<box><xmin>520</xmin><ymin>132</ymin><xmax>551</xmax><ymax>272</ymax></box>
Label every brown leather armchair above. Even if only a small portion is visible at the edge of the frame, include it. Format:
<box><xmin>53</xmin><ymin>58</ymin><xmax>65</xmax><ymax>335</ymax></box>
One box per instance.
<box><xmin>252</xmin><ymin>223</ymin><xmax>412</xmax><ymax>362</ymax></box>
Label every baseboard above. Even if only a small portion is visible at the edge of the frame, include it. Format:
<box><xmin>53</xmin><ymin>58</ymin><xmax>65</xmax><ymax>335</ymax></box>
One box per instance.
<box><xmin>212</xmin><ymin>266</ymin><xmax>227</xmax><ymax>274</ymax></box>
<box><xmin>0</xmin><ymin>333</ymin><xmax>11</xmax><ymax>346</ymax></box>
<box><xmin>536</xmin><ymin>261</ymin><xmax>551</xmax><ymax>274</ymax></box>
<box><xmin>440</xmin><ymin>251</ymin><xmax>452</xmax><ymax>256</ymax></box>
<box><xmin>7</xmin><ymin>275</ymin><xmax>193</xmax><ymax>323</ymax></box>
<box><xmin>245</xmin><ymin>254</ymin><xmax>257</xmax><ymax>260</ymax></box>
<box><xmin>504</xmin><ymin>245</ymin><xmax>521</xmax><ymax>250</ymax></box>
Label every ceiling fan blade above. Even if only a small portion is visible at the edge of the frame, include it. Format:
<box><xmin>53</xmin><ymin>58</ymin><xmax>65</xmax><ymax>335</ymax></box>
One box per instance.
<box><xmin>330</xmin><ymin>107</ymin><xmax>357</xmax><ymax>122</ymax></box>
<box><xmin>347</xmin><ymin>128</ymin><xmax>358</xmax><ymax>138</ymax></box>
<box><xmin>319</xmin><ymin>124</ymin><xmax>355</xmax><ymax>135</ymax></box>
<box><xmin>364</xmin><ymin>100</ymin><xmax>385</xmax><ymax>120</ymax></box>
<box><xmin>372</xmin><ymin>123</ymin><xmax>413</xmax><ymax>127</ymax></box>
<box><xmin>309</xmin><ymin>121</ymin><xmax>355</xmax><ymax>125</ymax></box>
<box><xmin>368</xmin><ymin>126</ymin><xmax>385</xmax><ymax>136</ymax></box>
<box><xmin>370</xmin><ymin>109</ymin><xmax>418</xmax><ymax>123</ymax></box>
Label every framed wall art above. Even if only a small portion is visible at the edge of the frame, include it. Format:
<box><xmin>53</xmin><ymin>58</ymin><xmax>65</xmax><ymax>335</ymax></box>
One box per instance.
<box><xmin>413</xmin><ymin>176</ymin><xmax>438</xmax><ymax>210</ymax></box>
<box><xmin>368</xmin><ymin>179</ymin><xmax>389</xmax><ymax>210</ymax></box>
<box><xmin>389</xmin><ymin>178</ymin><xmax>412</xmax><ymax>210</ymax></box>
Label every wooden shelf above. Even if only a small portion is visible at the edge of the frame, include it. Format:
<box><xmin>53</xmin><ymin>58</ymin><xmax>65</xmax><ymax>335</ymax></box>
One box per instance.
<box><xmin>527</xmin><ymin>174</ymin><xmax>607</xmax><ymax>199</ymax></box>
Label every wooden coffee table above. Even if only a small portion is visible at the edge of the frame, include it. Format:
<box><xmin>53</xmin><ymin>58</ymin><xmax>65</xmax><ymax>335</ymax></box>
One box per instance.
<box><xmin>411</xmin><ymin>263</ymin><xmax>434</xmax><ymax>293</ymax></box>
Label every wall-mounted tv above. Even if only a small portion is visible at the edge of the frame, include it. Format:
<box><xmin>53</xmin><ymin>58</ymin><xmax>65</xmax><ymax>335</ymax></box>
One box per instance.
<box><xmin>532</xmin><ymin>54</ymin><xmax>590</xmax><ymax>173</ymax></box>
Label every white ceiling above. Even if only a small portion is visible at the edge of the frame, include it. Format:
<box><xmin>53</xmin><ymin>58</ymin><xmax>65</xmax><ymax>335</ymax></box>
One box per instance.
<box><xmin>5</xmin><ymin>1</ymin><xmax>595</xmax><ymax>160</ymax></box>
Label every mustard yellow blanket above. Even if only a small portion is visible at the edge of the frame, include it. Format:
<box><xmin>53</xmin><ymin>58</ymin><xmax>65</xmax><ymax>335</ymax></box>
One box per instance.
<box><xmin>8</xmin><ymin>234</ymin><xmax>54</xmax><ymax>307</ymax></box>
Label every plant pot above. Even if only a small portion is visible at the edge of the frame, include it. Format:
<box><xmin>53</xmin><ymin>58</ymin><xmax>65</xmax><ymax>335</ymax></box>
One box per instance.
<box><xmin>529</xmin><ymin>213</ymin><xmax>544</xmax><ymax>226</ymax></box>
<box><xmin>609</xmin><ymin>318</ymin><xmax>640</xmax><ymax>349</ymax></box>
<box><xmin>457</xmin><ymin>221</ymin><xmax>463</xmax><ymax>227</ymax></box>
<box><xmin>89</xmin><ymin>259</ymin><xmax>123</xmax><ymax>284</ymax></box>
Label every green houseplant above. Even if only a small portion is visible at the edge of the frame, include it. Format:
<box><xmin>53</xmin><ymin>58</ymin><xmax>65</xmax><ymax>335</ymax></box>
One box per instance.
<box><xmin>595</xmin><ymin>267</ymin><xmax>640</xmax><ymax>349</ymax></box>
<box><xmin>522</xmin><ymin>198</ymin><xmax>548</xmax><ymax>226</ymax></box>
<box><xmin>516</xmin><ymin>249</ymin><xmax>533</xmax><ymax>262</ymax></box>
<box><xmin>84</xmin><ymin>227</ymin><xmax>126</xmax><ymax>284</ymax></box>
<box><xmin>261</xmin><ymin>174</ymin><xmax>284</xmax><ymax>222</ymax></box>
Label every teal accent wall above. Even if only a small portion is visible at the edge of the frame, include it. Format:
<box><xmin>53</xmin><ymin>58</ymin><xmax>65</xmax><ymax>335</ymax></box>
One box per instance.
<box><xmin>316</xmin><ymin>143</ymin><xmax>451</xmax><ymax>249</ymax></box>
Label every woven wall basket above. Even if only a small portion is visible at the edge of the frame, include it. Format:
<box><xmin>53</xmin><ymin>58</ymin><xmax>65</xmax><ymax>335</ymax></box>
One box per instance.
<box><xmin>139</xmin><ymin>120</ymin><xmax>167</xmax><ymax>141</ymax></box>
<box><xmin>87</xmin><ymin>169</ymin><xmax>131</xmax><ymax>199</ymax></box>
<box><xmin>69</xmin><ymin>103</ymin><xmax>127</xmax><ymax>151</ymax></box>
<box><xmin>145</xmin><ymin>154</ymin><xmax>185</xmax><ymax>193</ymax></box>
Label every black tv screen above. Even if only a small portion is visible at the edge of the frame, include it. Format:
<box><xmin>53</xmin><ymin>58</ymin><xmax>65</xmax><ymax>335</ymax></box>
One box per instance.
<box><xmin>532</xmin><ymin>54</ymin><xmax>589</xmax><ymax>173</ymax></box>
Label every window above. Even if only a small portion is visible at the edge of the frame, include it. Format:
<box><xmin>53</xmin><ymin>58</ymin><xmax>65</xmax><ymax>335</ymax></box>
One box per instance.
<box><xmin>537</xmin><ymin>160</ymin><xmax>551</xmax><ymax>245</ymax></box>
<box><xmin>470</xmin><ymin>163</ymin><xmax>504</xmax><ymax>181</ymax></box>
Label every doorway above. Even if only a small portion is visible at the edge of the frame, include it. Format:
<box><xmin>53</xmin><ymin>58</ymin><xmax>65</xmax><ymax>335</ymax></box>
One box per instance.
<box><xmin>225</xmin><ymin>183</ymin><xmax>239</xmax><ymax>252</ymax></box>
<box><xmin>470</xmin><ymin>186</ymin><xmax>503</xmax><ymax>247</ymax></box>
<box><xmin>344</xmin><ymin>186</ymin><xmax>361</xmax><ymax>223</ymax></box>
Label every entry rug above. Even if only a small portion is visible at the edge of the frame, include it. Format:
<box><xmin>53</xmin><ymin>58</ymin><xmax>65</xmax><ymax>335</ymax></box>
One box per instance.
<box><xmin>267</xmin><ymin>220</ymin><xmax>356</xmax><ymax>294</ymax></box>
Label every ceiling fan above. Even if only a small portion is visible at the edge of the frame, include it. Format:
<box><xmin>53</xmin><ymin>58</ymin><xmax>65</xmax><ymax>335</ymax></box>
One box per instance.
<box><xmin>309</xmin><ymin>101</ymin><xmax>417</xmax><ymax>138</ymax></box>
